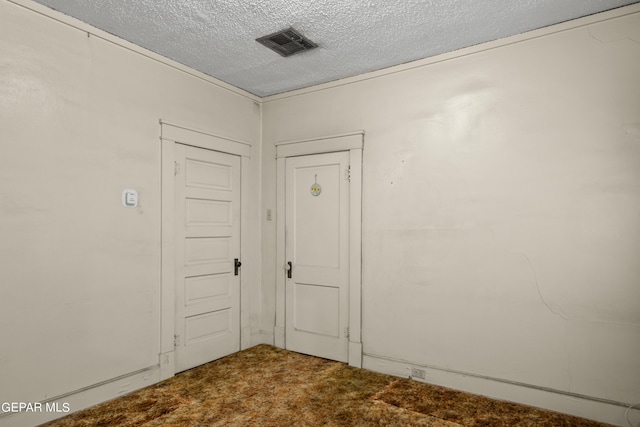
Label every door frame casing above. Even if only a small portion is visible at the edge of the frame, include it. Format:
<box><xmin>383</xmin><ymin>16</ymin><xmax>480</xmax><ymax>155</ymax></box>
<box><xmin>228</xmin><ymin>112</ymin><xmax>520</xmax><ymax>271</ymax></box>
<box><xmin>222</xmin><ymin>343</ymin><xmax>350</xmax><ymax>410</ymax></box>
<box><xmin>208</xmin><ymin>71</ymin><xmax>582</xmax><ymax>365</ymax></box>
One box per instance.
<box><xmin>159</xmin><ymin>120</ymin><xmax>252</xmax><ymax>380</ymax></box>
<box><xmin>275</xmin><ymin>131</ymin><xmax>364</xmax><ymax>367</ymax></box>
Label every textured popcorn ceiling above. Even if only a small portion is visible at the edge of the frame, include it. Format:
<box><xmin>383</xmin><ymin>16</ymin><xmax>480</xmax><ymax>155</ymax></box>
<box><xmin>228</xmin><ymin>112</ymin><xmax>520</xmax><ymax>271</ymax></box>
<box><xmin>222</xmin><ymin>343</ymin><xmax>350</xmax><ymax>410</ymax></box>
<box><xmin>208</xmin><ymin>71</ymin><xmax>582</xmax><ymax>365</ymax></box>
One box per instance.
<box><xmin>31</xmin><ymin>0</ymin><xmax>639</xmax><ymax>97</ymax></box>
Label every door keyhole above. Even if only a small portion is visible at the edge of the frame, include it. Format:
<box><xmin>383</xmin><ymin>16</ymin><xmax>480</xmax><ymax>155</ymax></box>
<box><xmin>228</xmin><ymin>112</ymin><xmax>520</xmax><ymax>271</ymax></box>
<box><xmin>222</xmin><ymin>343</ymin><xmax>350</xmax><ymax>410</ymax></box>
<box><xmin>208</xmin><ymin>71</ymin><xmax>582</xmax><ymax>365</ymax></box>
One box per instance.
<box><xmin>286</xmin><ymin>261</ymin><xmax>292</xmax><ymax>279</ymax></box>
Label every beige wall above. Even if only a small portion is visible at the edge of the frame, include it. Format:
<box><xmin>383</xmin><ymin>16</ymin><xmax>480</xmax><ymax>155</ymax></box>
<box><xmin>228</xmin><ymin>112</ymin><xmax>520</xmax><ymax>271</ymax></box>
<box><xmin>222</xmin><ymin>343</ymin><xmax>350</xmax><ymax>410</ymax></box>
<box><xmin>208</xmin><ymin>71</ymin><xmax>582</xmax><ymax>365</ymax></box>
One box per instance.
<box><xmin>261</xmin><ymin>7</ymin><xmax>640</xmax><ymax>425</ymax></box>
<box><xmin>0</xmin><ymin>0</ymin><xmax>261</xmax><ymax>423</ymax></box>
<box><xmin>2</xmin><ymin>0</ymin><xmax>640</xmax><ymax>425</ymax></box>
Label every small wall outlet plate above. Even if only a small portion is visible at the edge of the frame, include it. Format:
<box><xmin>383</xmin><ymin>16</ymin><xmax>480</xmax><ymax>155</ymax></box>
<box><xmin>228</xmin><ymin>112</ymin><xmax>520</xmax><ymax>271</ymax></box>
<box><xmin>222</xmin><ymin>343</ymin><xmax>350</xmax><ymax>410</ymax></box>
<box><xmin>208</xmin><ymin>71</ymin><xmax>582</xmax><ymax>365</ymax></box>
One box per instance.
<box><xmin>411</xmin><ymin>368</ymin><xmax>426</xmax><ymax>379</ymax></box>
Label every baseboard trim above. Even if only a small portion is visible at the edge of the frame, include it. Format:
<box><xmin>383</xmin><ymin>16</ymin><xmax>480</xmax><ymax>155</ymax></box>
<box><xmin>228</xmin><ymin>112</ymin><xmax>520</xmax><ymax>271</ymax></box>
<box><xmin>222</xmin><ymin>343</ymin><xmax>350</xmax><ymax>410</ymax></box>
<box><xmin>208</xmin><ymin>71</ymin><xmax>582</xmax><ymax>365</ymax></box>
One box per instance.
<box><xmin>362</xmin><ymin>352</ymin><xmax>634</xmax><ymax>427</ymax></box>
<box><xmin>241</xmin><ymin>326</ymin><xmax>254</xmax><ymax>350</ymax></box>
<box><xmin>250</xmin><ymin>329</ymin><xmax>275</xmax><ymax>346</ymax></box>
<box><xmin>159</xmin><ymin>351</ymin><xmax>175</xmax><ymax>381</ymax></box>
<box><xmin>348</xmin><ymin>341</ymin><xmax>363</xmax><ymax>368</ymax></box>
<box><xmin>274</xmin><ymin>326</ymin><xmax>285</xmax><ymax>348</ymax></box>
<box><xmin>0</xmin><ymin>366</ymin><xmax>160</xmax><ymax>427</ymax></box>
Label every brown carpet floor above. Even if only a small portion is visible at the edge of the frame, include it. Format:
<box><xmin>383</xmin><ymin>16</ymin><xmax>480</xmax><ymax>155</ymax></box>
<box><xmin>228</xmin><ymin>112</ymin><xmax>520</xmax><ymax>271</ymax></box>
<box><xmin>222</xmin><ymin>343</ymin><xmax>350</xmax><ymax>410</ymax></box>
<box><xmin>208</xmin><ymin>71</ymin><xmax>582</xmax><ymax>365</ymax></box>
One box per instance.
<box><xmin>43</xmin><ymin>345</ymin><xmax>612</xmax><ymax>426</ymax></box>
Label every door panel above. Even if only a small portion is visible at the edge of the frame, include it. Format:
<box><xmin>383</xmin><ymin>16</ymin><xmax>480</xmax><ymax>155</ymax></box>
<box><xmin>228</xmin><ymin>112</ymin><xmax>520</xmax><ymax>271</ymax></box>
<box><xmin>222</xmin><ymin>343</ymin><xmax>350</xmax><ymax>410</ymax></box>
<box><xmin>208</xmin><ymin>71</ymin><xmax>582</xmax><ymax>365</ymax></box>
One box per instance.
<box><xmin>285</xmin><ymin>151</ymin><xmax>350</xmax><ymax>362</ymax></box>
<box><xmin>185</xmin><ymin>275</ymin><xmax>230</xmax><ymax>304</ymax></box>
<box><xmin>175</xmin><ymin>144</ymin><xmax>240</xmax><ymax>372</ymax></box>
<box><xmin>293</xmin><ymin>283</ymin><xmax>340</xmax><ymax>337</ymax></box>
<box><xmin>185</xmin><ymin>158</ymin><xmax>233</xmax><ymax>190</ymax></box>
<box><xmin>293</xmin><ymin>163</ymin><xmax>342</xmax><ymax>268</ymax></box>
<box><xmin>185</xmin><ymin>199</ymin><xmax>231</xmax><ymax>226</ymax></box>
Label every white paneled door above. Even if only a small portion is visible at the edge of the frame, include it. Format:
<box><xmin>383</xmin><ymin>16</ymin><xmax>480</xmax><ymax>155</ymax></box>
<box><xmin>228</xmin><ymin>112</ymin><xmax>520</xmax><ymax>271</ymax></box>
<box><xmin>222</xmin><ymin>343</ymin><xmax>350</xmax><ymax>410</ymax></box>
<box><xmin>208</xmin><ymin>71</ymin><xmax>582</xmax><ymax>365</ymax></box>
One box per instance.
<box><xmin>174</xmin><ymin>144</ymin><xmax>241</xmax><ymax>372</ymax></box>
<box><xmin>285</xmin><ymin>152</ymin><xmax>350</xmax><ymax>362</ymax></box>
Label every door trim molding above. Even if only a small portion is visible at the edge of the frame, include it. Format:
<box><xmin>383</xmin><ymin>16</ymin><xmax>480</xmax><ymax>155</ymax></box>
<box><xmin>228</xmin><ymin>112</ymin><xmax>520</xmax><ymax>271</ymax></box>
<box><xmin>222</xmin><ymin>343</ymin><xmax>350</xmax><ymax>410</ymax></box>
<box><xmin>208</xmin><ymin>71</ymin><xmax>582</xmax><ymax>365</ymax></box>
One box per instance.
<box><xmin>275</xmin><ymin>130</ymin><xmax>364</xmax><ymax>158</ymax></box>
<box><xmin>161</xmin><ymin>119</ymin><xmax>252</xmax><ymax>158</ymax></box>
<box><xmin>159</xmin><ymin>120</ymin><xmax>252</xmax><ymax>380</ymax></box>
<box><xmin>275</xmin><ymin>132</ymin><xmax>364</xmax><ymax>368</ymax></box>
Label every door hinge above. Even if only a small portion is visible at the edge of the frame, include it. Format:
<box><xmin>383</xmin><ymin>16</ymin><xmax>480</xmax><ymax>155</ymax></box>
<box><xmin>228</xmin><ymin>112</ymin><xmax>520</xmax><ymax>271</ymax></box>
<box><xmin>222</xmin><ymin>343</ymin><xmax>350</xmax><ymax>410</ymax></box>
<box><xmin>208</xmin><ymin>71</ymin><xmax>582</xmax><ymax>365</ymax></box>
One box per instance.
<box><xmin>174</xmin><ymin>161</ymin><xmax>181</xmax><ymax>176</ymax></box>
<box><xmin>174</xmin><ymin>334</ymin><xmax>180</xmax><ymax>347</ymax></box>
<box><xmin>345</xmin><ymin>327</ymin><xmax>350</xmax><ymax>339</ymax></box>
<box><xmin>345</xmin><ymin>165</ymin><xmax>351</xmax><ymax>182</ymax></box>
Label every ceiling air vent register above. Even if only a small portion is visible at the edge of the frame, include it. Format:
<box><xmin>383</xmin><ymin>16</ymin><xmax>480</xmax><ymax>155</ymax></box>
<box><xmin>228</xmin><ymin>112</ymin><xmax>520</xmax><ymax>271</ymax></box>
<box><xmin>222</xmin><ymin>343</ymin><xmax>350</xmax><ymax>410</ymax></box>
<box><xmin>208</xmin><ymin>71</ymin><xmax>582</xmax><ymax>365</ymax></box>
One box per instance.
<box><xmin>256</xmin><ymin>27</ymin><xmax>318</xmax><ymax>57</ymax></box>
